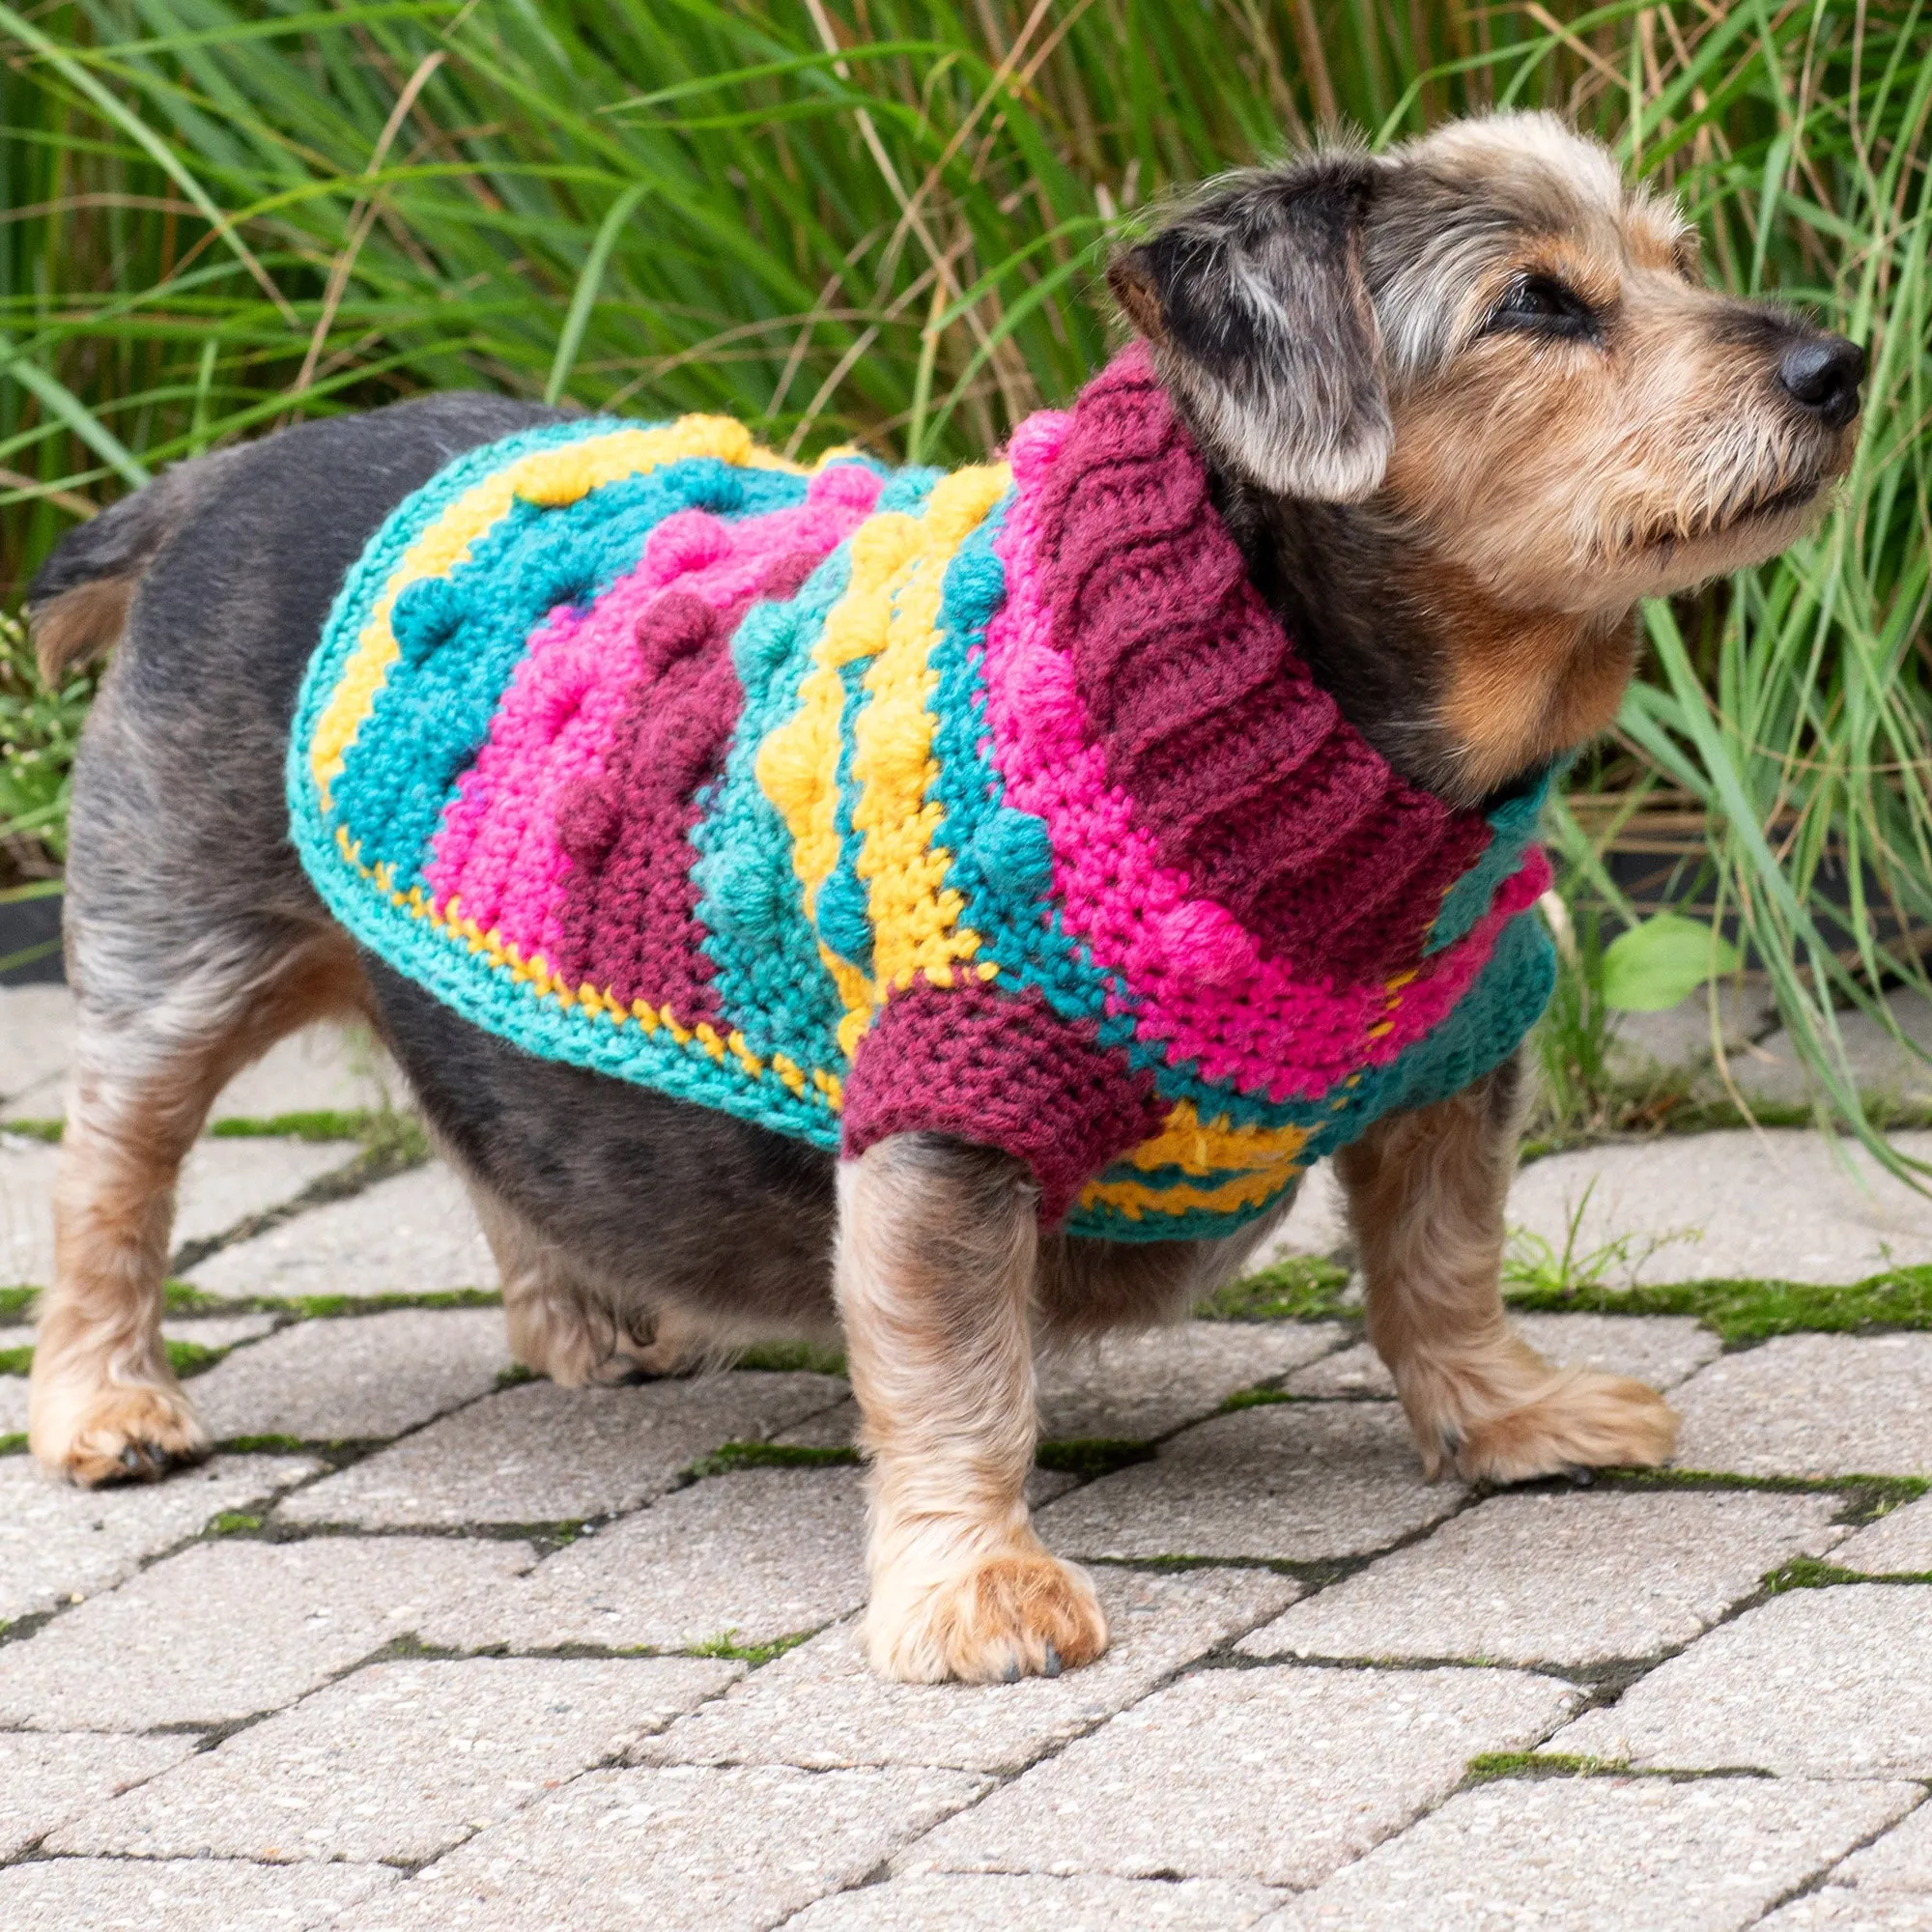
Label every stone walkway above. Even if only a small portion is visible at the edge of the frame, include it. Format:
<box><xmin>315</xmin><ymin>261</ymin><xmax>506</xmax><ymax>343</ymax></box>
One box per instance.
<box><xmin>5</xmin><ymin>988</ymin><xmax>1932</xmax><ymax>1930</ymax></box>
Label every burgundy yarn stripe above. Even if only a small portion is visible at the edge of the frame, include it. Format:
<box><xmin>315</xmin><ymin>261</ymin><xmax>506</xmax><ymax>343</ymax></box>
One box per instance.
<box><xmin>1035</xmin><ymin>347</ymin><xmax>1493</xmax><ymax>984</ymax></box>
<box><xmin>841</xmin><ymin>978</ymin><xmax>1165</xmax><ymax>1228</ymax></box>
<box><xmin>549</xmin><ymin>551</ymin><xmax>825</xmax><ymax>1017</ymax></box>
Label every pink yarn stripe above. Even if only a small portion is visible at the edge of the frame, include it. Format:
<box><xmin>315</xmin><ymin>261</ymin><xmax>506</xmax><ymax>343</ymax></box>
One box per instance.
<box><xmin>980</xmin><ymin>412</ymin><xmax>1547</xmax><ymax>1103</ymax></box>
<box><xmin>424</xmin><ymin>463</ymin><xmax>883</xmax><ymax>964</ymax></box>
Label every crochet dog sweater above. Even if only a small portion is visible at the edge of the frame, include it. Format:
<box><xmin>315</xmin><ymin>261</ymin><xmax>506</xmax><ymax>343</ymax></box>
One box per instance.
<box><xmin>289</xmin><ymin>347</ymin><xmax>1554</xmax><ymax>1241</ymax></box>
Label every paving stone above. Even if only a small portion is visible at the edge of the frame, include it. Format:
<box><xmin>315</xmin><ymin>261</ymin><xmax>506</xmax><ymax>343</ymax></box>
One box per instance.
<box><xmin>185</xmin><ymin>1161</ymin><xmax>497</xmax><ymax>1301</ymax></box>
<box><xmin>0</xmin><ymin>1731</ymin><xmax>195</xmax><ymax>1858</ymax></box>
<box><xmin>0</xmin><ymin>1858</ymin><xmax>396</xmax><ymax>1931</ymax></box>
<box><xmin>0</xmin><ymin>1452</ymin><xmax>318</xmax><ymax>1623</ymax></box>
<box><xmin>1606</xmin><ymin>982</ymin><xmax>1777</xmax><ymax>1086</ymax></box>
<box><xmin>0</xmin><ymin>1535</ymin><xmax>533</xmax><ymax>1729</ymax></box>
<box><xmin>422</xmin><ymin>1466</ymin><xmax>869</xmax><ymax>1652</ymax></box>
<box><xmin>1548</xmin><ymin>1585</ymin><xmax>1932</xmax><ymax>1775</ymax></box>
<box><xmin>0</xmin><ymin>1374</ymin><xmax>25</xmax><ymax>1435</ymax></box>
<box><xmin>1036</xmin><ymin>1321</ymin><xmax>1348</xmax><ymax>1441</ymax></box>
<box><xmin>1246</xmin><ymin>1161</ymin><xmax>1350</xmax><ymax>1265</ymax></box>
<box><xmin>1506</xmin><ymin>1130</ymin><xmax>1932</xmax><ymax>1288</ymax></box>
<box><xmin>209</xmin><ymin>1019</ymin><xmax>397</xmax><ymax>1122</ymax></box>
<box><xmin>639</xmin><ymin>1565</ymin><xmax>1300</xmax><ymax>1773</ymax></box>
<box><xmin>189</xmin><ymin>1309</ymin><xmax>510</xmax><ymax>1444</ymax></box>
<box><xmin>905</xmin><ymin>1662</ymin><xmax>1576</xmax><ymax>1888</ymax></box>
<box><xmin>787</xmin><ymin>1872</ymin><xmax>1289</xmax><ymax>1930</ymax></box>
<box><xmin>1837</xmin><ymin>1496</ymin><xmax>1932</xmax><ymax>1575</ymax></box>
<box><xmin>1719</xmin><ymin>990</ymin><xmax>1932</xmax><ymax>1111</ymax></box>
<box><xmin>1240</xmin><ymin>1491</ymin><xmax>1843</xmax><ymax>1667</ymax></box>
<box><xmin>2</xmin><ymin>1136</ymin><xmax>355</xmax><ymax>1291</ymax></box>
<box><xmin>330</xmin><ymin>1763</ymin><xmax>986</xmax><ymax>1932</ymax></box>
<box><xmin>1671</xmin><ymin>1334</ymin><xmax>1932</xmax><ymax>1477</ymax></box>
<box><xmin>1259</xmin><ymin>1775</ymin><xmax>1919</xmax><ymax>1932</ymax></box>
<box><xmin>281</xmin><ymin>1372</ymin><xmax>844</xmax><ymax>1528</ymax></box>
<box><xmin>50</xmin><ymin>1656</ymin><xmax>741</xmax><ymax>1864</ymax></box>
<box><xmin>1035</xmin><ymin>1400</ymin><xmax>1463</xmax><ymax>1561</ymax></box>
<box><xmin>0</xmin><ymin>983</ymin><xmax>74</xmax><ymax>1114</ymax></box>
<box><xmin>1286</xmin><ymin>1312</ymin><xmax>1719</xmax><ymax>1399</ymax></box>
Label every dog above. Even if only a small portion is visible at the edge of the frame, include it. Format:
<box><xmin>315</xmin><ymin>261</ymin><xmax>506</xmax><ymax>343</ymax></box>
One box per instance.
<box><xmin>24</xmin><ymin>111</ymin><xmax>1861</xmax><ymax>1684</ymax></box>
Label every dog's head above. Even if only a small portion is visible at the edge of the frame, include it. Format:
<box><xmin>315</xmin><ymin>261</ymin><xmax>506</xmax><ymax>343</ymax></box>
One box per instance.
<box><xmin>1108</xmin><ymin>111</ymin><xmax>1861</xmax><ymax>794</ymax></box>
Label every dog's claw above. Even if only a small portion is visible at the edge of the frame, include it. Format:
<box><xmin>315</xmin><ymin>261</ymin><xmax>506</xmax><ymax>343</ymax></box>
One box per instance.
<box><xmin>1002</xmin><ymin>1657</ymin><xmax>1022</xmax><ymax>1684</ymax></box>
<box><xmin>1563</xmin><ymin>1463</ymin><xmax>1596</xmax><ymax>1487</ymax></box>
<box><xmin>1042</xmin><ymin>1643</ymin><xmax>1062</xmax><ymax>1678</ymax></box>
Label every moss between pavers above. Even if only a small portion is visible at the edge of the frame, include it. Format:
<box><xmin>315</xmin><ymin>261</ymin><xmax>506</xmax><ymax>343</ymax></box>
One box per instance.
<box><xmin>688</xmin><ymin>1440</ymin><xmax>861</xmax><ymax>1478</ymax></box>
<box><xmin>1035</xmin><ymin>1437</ymin><xmax>1156</xmax><ymax>1479</ymax></box>
<box><xmin>0</xmin><ymin>1433</ymin><xmax>23</xmax><ymax>1455</ymax></box>
<box><xmin>1197</xmin><ymin>1256</ymin><xmax>1352</xmax><ymax>1322</ymax></box>
<box><xmin>1463</xmin><ymin>1750</ymin><xmax>1646</xmax><ymax>1784</ymax></box>
<box><xmin>163</xmin><ymin>1281</ymin><xmax>502</xmax><ymax>1319</ymax></box>
<box><xmin>1217</xmin><ymin>1387</ymin><xmax>1304</xmax><ymax>1413</ymax></box>
<box><xmin>0</xmin><ymin>1286</ymin><xmax>36</xmax><ymax>1320</ymax></box>
<box><xmin>685</xmin><ymin>1628</ymin><xmax>816</xmax><ymax>1666</ymax></box>
<box><xmin>0</xmin><ymin>1118</ymin><xmax>62</xmax><ymax>1143</ymax></box>
<box><xmin>1503</xmin><ymin>1264</ymin><xmax>1932</xmax><ymax>1342</ymax></box>
<box><xmin>209</xmin><ymin>1110</ymin><xmax>377</xmax><ymax>1143</ymax></box>
<box><xmin>733</xmin><ymin>1339</ymin><xmax>847</xmax><ymax>1376</ymax></box>
<box><xmin>0</xmin><ymin>1338</ymin><xmax>225</xmax><ymax>1377</ymax></box>
<box><xmin>1596</xmin><ymin>1466</ymin><xmax>1927</xmax><ymax>1527</ymax></box>
<box><xmin>1761</xmin><ymin>1553</ymin><xmax>1932</xmax><ymax>1591</ymax></box>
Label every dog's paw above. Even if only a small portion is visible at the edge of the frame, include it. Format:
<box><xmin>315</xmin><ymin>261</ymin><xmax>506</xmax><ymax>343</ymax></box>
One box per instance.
<box><xmin>31</xmin><ymin>1380</ymin><xmax>211</xmax><ymax>1488</ymax></box>
<box><xmin>865</xmin><ymin>1547</ymin><xmax>1110</xmax><ymax>1684</ymax></box>
<box><xmin>1450</xmin><ymin>1370</ymin><xmax>1677</xmax><ymax>1484</ymax></box>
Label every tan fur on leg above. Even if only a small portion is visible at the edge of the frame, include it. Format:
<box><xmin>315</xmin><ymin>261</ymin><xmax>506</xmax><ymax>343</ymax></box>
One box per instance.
<box><xmin>32</xmin><ymin>937</ymin><xmax>363</xmax><ymax>1485</ymax></box>
<box><xmin>1334</xmin><ymin>1062</ymin><xmax>1676</xmax><ymax>1483</ymax></box>
<box><xmin>837</xmin><ymin>1135</ymin><xmax>1107</xmax><ymax>1683</ymax></box>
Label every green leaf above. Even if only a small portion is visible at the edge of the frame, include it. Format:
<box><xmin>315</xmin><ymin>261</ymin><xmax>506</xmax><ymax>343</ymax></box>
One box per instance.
<box><xmin>1600</xmin><ymin>914</ymin><xmax>1742</xmax><ymax>1013</ymax></box>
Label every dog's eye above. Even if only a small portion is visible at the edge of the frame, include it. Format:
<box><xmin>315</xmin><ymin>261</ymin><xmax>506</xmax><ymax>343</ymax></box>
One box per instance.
<box><xmin>1487</xmin><ymin>274</ymin><xmax>1598</xmax><ymax>341</ymax></box>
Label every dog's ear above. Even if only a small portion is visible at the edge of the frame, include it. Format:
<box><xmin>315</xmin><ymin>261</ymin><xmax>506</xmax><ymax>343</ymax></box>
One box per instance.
<box><xmin>1107</xmin><ymin>152</ymin><xmax>1389</xmax><ymax>501</ymax></box>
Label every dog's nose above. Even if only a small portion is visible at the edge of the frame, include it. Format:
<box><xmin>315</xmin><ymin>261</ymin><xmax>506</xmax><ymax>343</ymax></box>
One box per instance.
<box><xmin>1778</xmin><ymin>335</ymin><xmax>1864</xmax><ymax>429</ymax></box>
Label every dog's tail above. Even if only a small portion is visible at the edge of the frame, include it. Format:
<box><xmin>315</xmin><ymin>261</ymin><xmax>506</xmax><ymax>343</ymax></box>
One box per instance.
<box><xmin>25</xmin><ymin>453</ymin><xmax>233</xmax><ymax>686</ymax></box>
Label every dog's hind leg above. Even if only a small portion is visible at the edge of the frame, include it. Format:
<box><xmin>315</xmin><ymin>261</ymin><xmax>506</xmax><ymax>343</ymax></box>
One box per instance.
<box><xmin>837</xmin><ymin>1133</ymin><xmax>1108</xmax><ymax>1683</ymax></box>
<box><xmin>31</xmin><ymin>905</ymin><xmax>367</xmax><ymax>1486</ymax></box>
<box><xmin>1334</xmin><ymin>1058</ymin><xmax>1678</xmax><ymax>1484</ymax></box>
<box><xmin>29</xmin><ymin>619</ymin><xmax>371</xmax><ymax>1486</ymax></box>
<box><xmin>461</xmin><ymin>1177</ymin><xmax>706</xmax><ymax>1385</ymax></box>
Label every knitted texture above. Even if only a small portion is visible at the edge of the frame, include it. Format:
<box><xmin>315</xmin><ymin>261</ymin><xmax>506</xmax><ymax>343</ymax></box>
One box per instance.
<box><xmin>287</xmin><ymin>353</ymin><xmax>1556</xmax><ymax>1240</ymax></box>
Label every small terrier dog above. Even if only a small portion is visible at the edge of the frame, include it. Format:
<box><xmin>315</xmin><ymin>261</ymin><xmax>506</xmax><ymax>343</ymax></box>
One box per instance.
<box><xmin>26</xmin><ymin>113</ymin><xmax>1861</xmax><ymax>1683</ymax></box>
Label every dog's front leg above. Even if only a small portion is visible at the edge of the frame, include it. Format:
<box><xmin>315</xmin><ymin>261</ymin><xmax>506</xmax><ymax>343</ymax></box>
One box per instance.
<box><xmin>836</xmin><ymin>1132</ymin><xmax>1108</xmax><ymax>1683</ymax></box>
<box><xmin>1335</xmin><ymin>1058</ymin><xmax>1678</xmax><ymax>1483</ymax></box>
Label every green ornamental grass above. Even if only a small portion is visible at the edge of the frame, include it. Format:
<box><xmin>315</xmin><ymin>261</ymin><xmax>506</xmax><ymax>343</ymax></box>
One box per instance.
<box><xmin>1</xmin><ymin>1</ymin><xmax>1928</xmax><ymax>1170</ymax></box>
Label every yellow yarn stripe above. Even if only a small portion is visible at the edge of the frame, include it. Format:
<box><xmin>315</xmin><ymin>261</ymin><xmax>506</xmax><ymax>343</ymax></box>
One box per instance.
<box><xmin>1119</xmin><ymin>1100</ymin><xmax>1311</xmax><ymax>1178</ymax></box>
<box><xmin>851</xmin><ymin>464</ymin><xmax>1008</xmax><ymax>999</ymax></box>
<box><xmin>755</xmin><ymin>466</ymin><xmax>1006</xmax><ymax>1058</ymax></box>
<box><xmin>1077</xmin><ymin>1161</ymin><xmax>1303</xmax><ymax>1222</ymax></box>
<box><xmin>309</xmin><ymin>418</ymin><xmax>801</xmax><ymax>811</ymax></box>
